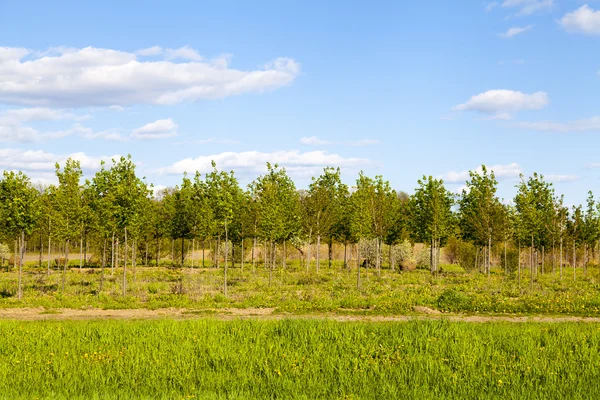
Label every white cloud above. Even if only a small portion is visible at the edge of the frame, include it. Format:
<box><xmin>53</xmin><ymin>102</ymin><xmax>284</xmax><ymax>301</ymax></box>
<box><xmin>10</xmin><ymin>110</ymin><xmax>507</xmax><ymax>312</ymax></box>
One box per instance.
<box><xmin>453</xmin><ymin>90</ymin><xmax>548</xmax><ymax>118</ymax></box>
<box><xmin>135</xmin><ymin>46</ymin><xmax>163</xmax><ymax>56</ymax></box>
<box><xmin>486</xmin><ymin>2</ymin><xmax>499</xmax><ymax>12</ymax></box>
<box><xmin>157</xmin><ymin>150</ymin><xmax>373</xmax><ymax>177</ymax></box>
<box><xmin>501</xmin><ymin>0</ymin><xmax>553</xmax><ymax>16</ymax></box>
<box><xmin>164</xmin><ymin>45</ymin><xmax>202</xmax><ymax>61</ymax></box>
<box><xmin>499</xmin><ymin>25</ymin><xmax>532</xmax><ymax>38</ymax></box>
<box><xmin>300</xmin><ymin>136</ymin><xmax>331</xmax><ymax>145</ymax></box>
<box><xmin>514</xmin><ymin>116</ymin><xmax>600</xmax><ymax>132</ymax></box>
<box><xmin>0</xmin><ymin>148</ymin><xmax>120</xmax><ymax>185</ymax></box>
<box><xmin>0</xmin><ymin>46</ymin><xmax>300</xmax><ymax>107</ymax></box>
<box><xmin>350</xmin><ymin>139</ymin><xmax>379</xmax><ymax>146</ymax></box>
<box><xmin>0</xmin><ymin>107</ymin><xmax>122</xmax><ymax>142</ymax></box>
<box><xmin>546</xmin><ymin>174</ymin><xmax>580</xmax><ymax>183</ymax></box>
<box><xmin>441</xmin><ymin>163</ymin><xmax>523</xmax><ymax>183</ymax></box>
<box><xmin>559</xmin><ymin>5</ymin><xmax>600</xmax><ymax>35</ymax></box>
<box><xmin>132</xmin><ymin>118</ymin><xmax>178</xmax><ymax>139</ymax></box>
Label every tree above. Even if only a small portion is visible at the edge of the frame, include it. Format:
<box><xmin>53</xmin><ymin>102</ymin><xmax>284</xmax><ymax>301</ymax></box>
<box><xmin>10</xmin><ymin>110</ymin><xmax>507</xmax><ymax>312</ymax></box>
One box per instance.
<box><xmin>350</xmin><ymin>173</ymin><xmax>397</xmax><ymax>275</ymax></box>
<box><xmin>458</xmin><ymin>166</ymin><xmax>505</xmax><ymax>276</ymax></box>
<box><xmin>303</xmin><ymin>167</ymin><xmax>348</xmax><ymax>271</ymax></box>
<box><xmin>514</xmin><ymin>173</ymin><xmax>554</xmax><ymax>284</ymax></box>
<box><xmin>54</xmin><ymin>159</ymin><xmax>84</xmax><ymax>291</ymax></box>
<box><xmin>250</xmin><ymin>163</ymin><xmax>300</xmax><ymax>283</ymax></box>
<box><xmin>408</xmin><ymin>176</ymin><xmax>454</xmax><ymax>275</ymax></box>
<box><xmin>205</xmin><ymin>161</ymin><xmax>241</xmax><ymax>296</ymax></box>
<box><xmin>0</xmin><ymin>171</ymin><xmax>40</xmax><ymax>299</ymax></box>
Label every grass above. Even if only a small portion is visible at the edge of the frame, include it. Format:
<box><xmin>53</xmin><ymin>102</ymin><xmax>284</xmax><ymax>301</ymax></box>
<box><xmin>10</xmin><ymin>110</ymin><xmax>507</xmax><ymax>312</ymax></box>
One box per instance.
<box><xmin>0</xmin><ymin>318</ymin><xmax>599</xmax><ymax>399</ymax></box>
<box><xmin>0</xmin><ymin>260</ymin><xmax>598</xmax><ymax>316</ymax></box>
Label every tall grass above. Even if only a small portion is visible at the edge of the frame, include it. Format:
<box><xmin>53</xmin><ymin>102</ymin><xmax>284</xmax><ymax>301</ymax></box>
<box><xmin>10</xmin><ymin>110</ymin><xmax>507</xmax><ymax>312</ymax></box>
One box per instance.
<box><xmin>0</xmin><ymin>263</ymin><xmax>599</xmax><ymax>315</ymax></box>
<box><xmin>0</xmin><ymin>319</ymin><xmax>599</xmax><ymax>399</ymax></box>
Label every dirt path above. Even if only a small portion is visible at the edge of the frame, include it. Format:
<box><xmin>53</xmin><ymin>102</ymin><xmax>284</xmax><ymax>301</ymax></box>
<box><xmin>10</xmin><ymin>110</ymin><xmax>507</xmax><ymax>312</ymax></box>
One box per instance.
<box><xmin>0</xmin><ymin>307</ymin><xmax>599</xmax><ymax>323</ymax></box>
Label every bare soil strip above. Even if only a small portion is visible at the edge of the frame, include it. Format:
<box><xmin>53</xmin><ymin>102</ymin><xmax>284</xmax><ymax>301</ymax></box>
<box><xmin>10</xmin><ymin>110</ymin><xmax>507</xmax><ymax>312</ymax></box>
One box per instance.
<box><xmin>0</xmin><ymin>307</ymin><xmax>599</xmax><ymax>322</ymax></box>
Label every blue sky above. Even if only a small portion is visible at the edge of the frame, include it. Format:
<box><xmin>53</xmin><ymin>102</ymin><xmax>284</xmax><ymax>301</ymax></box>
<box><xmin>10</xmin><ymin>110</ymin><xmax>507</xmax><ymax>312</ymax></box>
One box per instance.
<box><xmin>0</xmin><ymin>0</ymin><xmax>599</xmax><ymax>206</ymax></box>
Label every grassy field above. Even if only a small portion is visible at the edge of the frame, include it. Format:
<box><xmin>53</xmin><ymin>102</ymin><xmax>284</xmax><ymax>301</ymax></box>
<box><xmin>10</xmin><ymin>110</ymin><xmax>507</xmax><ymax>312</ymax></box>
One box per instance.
<box><xmin>0</xmin><ymin>318</ymin><xmax>598</xmax><ymax>399</ymax></box>
<box><xmin>0</xmin><ymin>261</ymin><xmax>599</xmax><ymax>316</ymax></box>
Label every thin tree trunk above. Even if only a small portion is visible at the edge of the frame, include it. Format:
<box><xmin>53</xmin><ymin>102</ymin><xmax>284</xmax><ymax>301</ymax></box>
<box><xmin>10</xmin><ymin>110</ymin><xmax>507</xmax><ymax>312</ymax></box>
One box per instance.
<box><xmin>542</xmin><ymin>246</ymin><xmax>545</xmax><ymax>275</ymax></box>
<box><xmin>13</xmin><ymin>240</ymin><xmax>17</xmax><ymax>272</ymax></box>
<box><xmin>344</xmin><ymin>242</ymin><xmax>348</xmax><ymax>271</ymax></box>
<box><xmin>306</xmin><ymin>234</ymin><xmax>311</xmax><ymax>273</ymax></box>
<box><xmin>560</xmin><ymin>237</ymin><xmax>563</xmax><ymax>280</ymax></box>
<box><xmin>573</xmin><ymin>242</ymin><xmax>576</xmax><ymax>282</ymax></box>
<box><xmin>133</xmin><ymin>239</ymin><xmax>137</xmax><ymax>282</ymax></box>
<box><xmin>268</xmin><ymin>241</ymin><xmax>273</xmax><ymax>286</ymax></box>
<box><xmin>316</xmin><ymin>235</ymin><xmax>321</xmax><ymax>274</ymax></box>
<box><xmin>100</xmin><ymin>237</ymin><xmax>106</xmax><ymax>292</ymax></box>
<box><xmin>47</xmin><ymin>233</ymin><xmax>51</xmax><ymax>276</ymax></box>
<box><xmin>79</xmin><ymin>230</ymin><xmax>83</xmax><ymax>270</ymax></box>
<box><xmin>252</xmin><ymin>237</ymin><xmax>256</xmax><ymax>274</ymax></box>
<box><xmin>357</xmin><ymin>243</ymin><xmax>361</xmax><ymax>289</ymax></box>
<box><xmin>488</xmin><ymin>235</ymin><xmax>492</xmax><ymax>277</ymax></box>
<box><xmin>224</xmin><ymin>221</ymin><xmax>228</xmax><ymax>297</ymax></box>
<box><xmin>241</xmin><ymin>238</ymin><xmax>244</xmax><ymax>272</ymax></box>
<box><xmin>111</xmin><ymin>232</ymin><xmax>115</xmax><ymax>275</ymax></box>
<box><xmin>123</xmin><ymin>227</ymin><xmax>128</xmax><ymax>296</ymax></box>
<box><xmin>18</xmin><ymin>231</ymin><xmax>24</xmax><ymax>300</ymax></box>
<box><xmin>328</xmin><ymin>236</ymin><xmax>333</xmax><ymax>269</ymax></box>
<box><xmin>517</xmin><ymin>242</ymin><xmax>521</xmax><ymax>286</ymax></box>
<box><xmin>39</xmin><ymin>234</ymin><xmax>43</xmax><ymax>269</ymax></box>
<box><xmin>181</xmin><ymin>238</ymin><xmax>185</xmax><ymax>266</ymax></box>
<box><xmin>63</xmin><ymin>239</ymin><xmax>69</xmax><ymax>293</ymax></box>
<box><xmin>282</xmin><ymin>240</ymin><xmax>286</xmax><ymax>271</ymax></box>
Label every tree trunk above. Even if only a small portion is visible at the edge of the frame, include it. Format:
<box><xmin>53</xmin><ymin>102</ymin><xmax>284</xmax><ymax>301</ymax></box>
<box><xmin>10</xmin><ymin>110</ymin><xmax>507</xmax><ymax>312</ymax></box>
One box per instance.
<box><xmin>39</xmin><ymin>234</ymin><xmax>43</xmax><ymax>268</ymax></box>
<box><xmin>357</xmin><ymin>243</ymin><xmax>361</xmax><ymax>289</ymax></box>
<box><xmin>63</xmin><ymin>239</ymin><xmax>69</xmax><ymax>293</ymax></box>
<box><xmin>573</xmin><ymin>242</ymin><xmax>576</xmax><ymax>282</ymax></box>
<box><xmin>18</xmin><ymin>231</ymin><xmax>24</xmax><ymax>300</ymax></box>
<box><xmin>123</xmin><ymin>227</ymin><xmax>128</xmax><ymax>296</ymax></box>
<box><xmin>328</xmin><ymin>236</ymin><xmax>333</xmax><ymax>269</ymax></box>
<box><xmin>430</xmin><ymin>238</ymin><xmax>435</xmax><ymax>275</ymax></box>
<box><xmin>79</xmin><ymin>230</ymin><xmax>83</xmax><ymax>270</ymax></box>
<box><xmin>542</xmin><ymin>246</ymin><xmax>545</xmax><ymax>275</ymax></box>
<box><xmin>316</xmin><ymin>235</ymin><xmax>321</xmax><ymax>274</ymax></box>
<box><xmin>306</xmin><ymin>234</ymin><xmax>311</xmax><ymax>273</ymax></box>
<box><xmin>224</xmin><ymin>221</ymin><xmax>228</xmax><ymax>297</ymax></box>
<box><xmin>488</xmin><ymin>235</ymin><xmax>492</xmax><ymax>277</ymax></box>
<box><xmin>111</xmin><ymin>232</ymin><xmax>115</xmax><ymax>275</ymax></box>
<box><xmin>517</xmin><ymin>243</ymin><xmax>521</xmax><ymax>286</ymax></box>
<box><xmin>100</xmin><ymin>237</ymin><xmax>106</xmax><ymax>292</ymax></box>
<box><xmin>171</xmin><ymin>239</ymin><xmax>175</xmax><ymax>265</ymax></box>
<box><xmin>181</xmin><ymin>238</ymin><xmax>185</xmax><ymax>266</ymax></box>
<box><xmin>530</xmin><ymin>235</ymin><xmax>534</xmax><ymax>288</ymax></box>
<box><xmin>133</xmin><ymin>239</ymin><xmax>137</xmax><ymax>282</ymax></box>
<box><xmin>13</xmin><ymin>240</ymin><xmax>17</xmax><ymax>272</ymax></box>
<box><xmin>241</xmin><ymin>238</ymin><xmax>244</xmax><ymax>272</ymax></box>
<box><xmin>268</xmin><ymin>241</ymin><xmax>273</xmax><ymax>286</ymax></box>
<box><xmin>283</xmin><ymin>240</ymin><xmax>286</xmax><ymax>271</ymax></box>
<box><xmin>344</xmin><ymin>242</ymin><xmax>348</xmax><ymax>271</ymax></box>
<box><xmin>252</xmin><ymin>237</ymin><xmax>256</xmax><ymax>273</ymax></box>
<box><xmin>202</xmin><ymin>239</ymin><xmax>205</xmax><ymax>268</ymax></box>
<box><xmin>560</xmin><ymin>237</ymin><xmax>563</xmax><ymax>280</ymax></box>
<box><xmin>47</xmin><ymin>233</ymin><xmax>51</xmax><ymax>276</ymax></box>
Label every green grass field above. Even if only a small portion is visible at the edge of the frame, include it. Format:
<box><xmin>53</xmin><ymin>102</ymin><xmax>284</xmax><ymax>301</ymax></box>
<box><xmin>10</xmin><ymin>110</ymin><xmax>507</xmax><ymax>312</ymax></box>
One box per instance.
<box><xmin>0</xmin><ymin>319</ymin><xmax>599</xmax><ymax>399</ymax></box>
<box><xmin>0</xmin><ymin>261</ymin><xmax>599</xmax><ymax>316</ymax></box>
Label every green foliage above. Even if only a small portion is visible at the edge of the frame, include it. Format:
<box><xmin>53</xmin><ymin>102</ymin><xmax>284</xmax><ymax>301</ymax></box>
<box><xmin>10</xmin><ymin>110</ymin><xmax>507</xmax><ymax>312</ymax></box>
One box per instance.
<box><xmin>0</xmin><ymin>171</ymin><xmax>40</xmax><ymax>239</ymax></box>
<box><xmin>408</xmin><ymin>175</ymin><xmax>454</xmax><ymax>244</ymax></box>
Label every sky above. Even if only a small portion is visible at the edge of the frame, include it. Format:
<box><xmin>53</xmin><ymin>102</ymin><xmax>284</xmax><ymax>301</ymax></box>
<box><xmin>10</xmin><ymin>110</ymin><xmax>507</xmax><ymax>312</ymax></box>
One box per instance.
<box><xmin>0</xmin><ymin>0</ymin><xmax>599</xmax><ymax>206</ymax></box>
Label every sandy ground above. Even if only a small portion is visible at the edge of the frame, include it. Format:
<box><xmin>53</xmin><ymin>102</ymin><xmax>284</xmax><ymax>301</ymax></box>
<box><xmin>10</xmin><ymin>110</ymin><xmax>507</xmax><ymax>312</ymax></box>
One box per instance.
<box><xmin>0</xmin><ymin>306</ymin><xmax>599</xmax><ymax>322</ymax></box>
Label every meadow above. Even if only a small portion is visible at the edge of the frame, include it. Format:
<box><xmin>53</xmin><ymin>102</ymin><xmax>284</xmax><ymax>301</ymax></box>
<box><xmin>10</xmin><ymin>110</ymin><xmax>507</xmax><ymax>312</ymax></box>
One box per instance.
<box><xmin>0</xmin><ymin>260</ymin><xmax>599</xmax><ymax>317</ymax></box>
<box><xmin>0</xmin><ymin>318</ymin><xmax>599</xmax><ymax>399</ymax></box>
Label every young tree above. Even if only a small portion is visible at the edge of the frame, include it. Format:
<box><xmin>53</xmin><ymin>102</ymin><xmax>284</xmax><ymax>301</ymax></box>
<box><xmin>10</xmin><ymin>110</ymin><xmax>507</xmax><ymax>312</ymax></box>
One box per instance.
<box><xmin>250</xmin><ymin>163</ymin><xmax>300</xmax><ymax>283</ymax></box>
<box><xmin>408</xmin><ymin>176</ymin><xmax>455</xmax><ymax>275</ymax></box>
<box><xmin>304</xmin><ymin>167</ymin><xmax>347</xmax><ymax>271</ymax></box>
<box><xmin>205</xmin><ymin>161</ymin><xmax>241</xmax><ymax>296</ymax></box>
<box><xmin>54</xmin><ymin>159</ymin><xmax>84</xmax><ymax>291</ymax></box>
<box><xmin>458</xmin><ymin>166</ymin><xmax>505</xmax><ymax>276</ymax></box>
<box><xmin>0</xmin><ymin>171</ymin><xmax>40</xmax><ymax>299</ymax></box>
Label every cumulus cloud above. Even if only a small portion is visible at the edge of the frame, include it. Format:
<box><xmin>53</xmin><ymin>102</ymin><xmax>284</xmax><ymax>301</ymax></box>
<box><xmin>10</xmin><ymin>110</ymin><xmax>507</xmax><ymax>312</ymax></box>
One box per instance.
<box><xmin>135</xmin><ymin>46</ymin><xmax>163</xmax><ymax>56</ymax></box>
<box><xmin>441</xmin><ymin>163</ymin><xmax>523</xmax><ymax>183</ymax></box>
<box><xmin>501</xmin><ymin>0</ymin><xmax>553</xmax><ymax>16</ymax></box>
<box><xmin>0</xmin><ymin>107</ymin><xmax>125</xmax><ymax>142</ymax></box>
<box><xmin>0</xmin><ymin>148</ymin><xmax>120</xmax><ymax>184</ymax></box>
<box><xmin>0</xmin><ymin>46</ymin><xmax>300</xmax><ymax>108</ymax></box>
<box><xmin>499</xmin><ymin>25</ymin><xmax>533</xmax><ymax>38</ymax></box>
<box><xmin>157</xmin><ymin>150</ymin><xmax>373</xmax><ymax>178</ymax></box>
<box><xmin>132</xmin><ymin>118</ymin><xmax>178</xmax><ymax>139</ymax></box>
<box><xmin>453</xmin><ymin>90</ymin><xmax>548</xmax><ymax>119</ymax></box>
<box><xmin>514</xmin><ymin>116</ymin><xmax>600</xmax><ymax>132</ymax></box>
<box><xmin>559</xmin><ymin>5</ymin><xmax>600</xmax><ymax>35</ymax></box>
